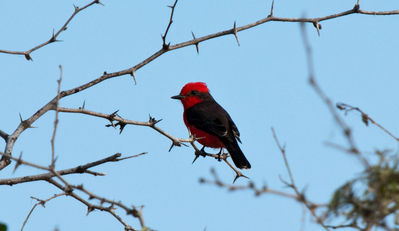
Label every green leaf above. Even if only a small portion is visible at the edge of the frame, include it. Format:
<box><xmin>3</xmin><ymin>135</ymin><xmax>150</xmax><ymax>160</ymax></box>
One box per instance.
<box><xmin>0</xmin><ymin>223</ymin><xmax>7</xmax><ymax>231</ymax></box>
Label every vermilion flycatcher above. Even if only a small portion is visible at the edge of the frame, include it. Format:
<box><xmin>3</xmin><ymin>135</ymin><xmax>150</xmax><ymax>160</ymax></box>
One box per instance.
<box><xmin>172</xmin><ymin>82</ymin><xmax>251</xmax><ymax>169</ymax></box>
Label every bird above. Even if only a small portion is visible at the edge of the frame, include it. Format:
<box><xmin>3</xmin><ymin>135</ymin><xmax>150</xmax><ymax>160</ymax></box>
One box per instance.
<box><xmin>171</xmin><ymin>82</ymin><xmax>251</xmax><ymax>169</ymax></box>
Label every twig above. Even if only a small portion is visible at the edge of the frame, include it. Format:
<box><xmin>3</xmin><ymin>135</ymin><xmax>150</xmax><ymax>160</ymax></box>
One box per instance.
<box><xmin>50</xmin><ymin>65</ymin><xmax>63</xmax><ymax>168</ymax></box>
<box><xmin>73</xmin><ymin>184</ymin><xmax>147</xmax><ymax>229</ymax></box>
<box><xmin>0</xmin><ymin>0</ymin><xmax>101</xmax><ymax>60</ymax></box>
<box><xmin>271</xmin><ymin>128</ymin><xmax>330</xmax><ymax>231</ymax></box>
<box><xmin>336</xmin><ymin>102</ymin><xmax>399</xmax><ymax>142</ymax></box>
<box><xmin>47</xmin><ymin>179</ymin><xmax>138</xmax><ymax>231</ymax></box>
<box><xmin>21</xmin><ymin>193</ymin><xmax>66</xmax><ymax>231</ymax></box>
<box><xmin>200</xmin><ymin>168</ymin><xmax>325</xmax><ymax>206</ymax></box>
<box><xmin>0</xmin><ymin>153</ymin><xmax>143</xmax><ymax>185</ymax></box>
<box><xmin>161</xmin><ymin>0</ymin><xmax>178</xmax><ymax>50</ymax></box>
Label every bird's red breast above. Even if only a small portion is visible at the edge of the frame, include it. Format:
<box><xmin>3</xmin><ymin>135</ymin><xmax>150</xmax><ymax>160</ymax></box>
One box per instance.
<box><xmin>183</xmin><ymin>111</ymin><xmax>224</xmax><ymax>148</ymax></box>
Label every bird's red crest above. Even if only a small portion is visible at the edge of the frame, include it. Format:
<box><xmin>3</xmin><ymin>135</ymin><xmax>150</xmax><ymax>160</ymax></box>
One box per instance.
<box><xmin>180</xmin><ymin>82</ymin><xmax>209</xmax><ymax>95</ymax></box>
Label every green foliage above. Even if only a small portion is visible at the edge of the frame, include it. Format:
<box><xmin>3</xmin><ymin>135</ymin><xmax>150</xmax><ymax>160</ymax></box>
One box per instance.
<box><xmin>0</xmin><ymin>223</ymin><xmax>7</xmax><ymax>231</ymax></box>
<box><xmin>328</xmin><ymin>150</ymin><xmax>399</xmax><ymax>229</ymax></box>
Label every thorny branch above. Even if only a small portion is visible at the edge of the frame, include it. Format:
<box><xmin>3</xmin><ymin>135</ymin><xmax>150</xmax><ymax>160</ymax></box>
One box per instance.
<box><xmin>161</xmin><ymin>0</ymin><xmax>178</xmax><ymax>49</ymax></box>
<box><xmin>200</xmin><ymin>168</ymin><xmax>306</xmax><ymax>201</ymax></box>
<box><xmin>0</xmin><ymin>153</ymin><xmax>146</xmax><ymax>185</ymax></box>
<box><xmin>1</xmin><ymin>1</ymin><xmax>397</xmax><ymax>170</ymax></box>
<box><xmin>0</xmin><ymin>0</ymin><xmax>101</xmax><ymax>60</ymax></box>
<box><xmin>55</xmin><ymin>106</ymin><xmax>193</xmax><ymax>147</ymax></box>
<box><xmin>0</xmin><ymin>150</ymin><xmax>147</xmax><ymax>230</ymax></box>
<box><xmin>336</xmin><ymin>102</ymin><xmax>399</xmax><ymax>143</ymax></box>
<box><xmin>54</xmin><ymin>106</ymin><xmax>246</xmax><ymax>181</ymax></box>
<box><xmin>47</xmin><ymin>178</ymin><xmax>138</xmax><ymax>231</ymax></box>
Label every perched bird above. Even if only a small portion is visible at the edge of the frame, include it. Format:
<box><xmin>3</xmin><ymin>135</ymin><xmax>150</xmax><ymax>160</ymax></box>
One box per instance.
<box><xmin>171</xmin><ymin>82</ymin><xmax>251</xmax><ymax>169</ymax></box>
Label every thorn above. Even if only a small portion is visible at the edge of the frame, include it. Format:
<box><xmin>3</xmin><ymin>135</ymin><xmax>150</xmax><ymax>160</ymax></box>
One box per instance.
<box><xmin>169</xmin><ymin>140</ymin><xmax>181</xmax><ymax>152</ymax></box>
<box><xmin>148</xmin><ymin>115</ymin><xmax>162</xmax><ymax>125</ymax></box>
<box><xmin>81</xmin><ymin>100</ymin><xmax>86</xmax><ymax>109</ymax></box>
<box><xmin>233</xmin><ymin>172</ymin><xmax>249</xmax><ymax>183</ymax></box>
<box><xmin>233</xmin><ymin>21</ymin><xmax>240</xmax><ymax>46</ymax></box>
<box><xmin>130</xmin><ymin>69</ymin><xmax>137</xmax><ymax>85</ymax></box>
<box><xmin>168</xmin><ymin>143</ymin><xmax>175</xmax><ymax>152</ymax></box>
<box><xmin>24</xmin><ymin>53</ymin><xmax>32</xmax><ymax>61</ymax></box>
<box><xmin>13</xmin><ymin>152</ymin><xmax>23</xmax><ymax>173</ymax></box>
<box><xmin>312</xmin><ymin>21</ymin><xmax>321</xmax><ymax>36</ymax></box>
<box><xmin>119</xmin><ymin>123</ymin><xmax>126</xmax><ymax>134</ymax></box>
<box><xmin>49</xmin><ymin>29</ymin><xmax>56</xmax><ymax>43</ymax></box>
<box><xmin>107</xmin><ymin>110</ymin><xmax>119</xmax><ymax>128</ymax></box>
<box><xmin>110</xmin><ymin>110</ymin><xmax>119</xmax><ymax>118</ymax></box>
<box><xmin>354</xmin><ymin>0</ymin><xmax>360</xmax><ymax>11</ymax></box>
<box><xmin>19</xmin><ymin>113</ymin><xmax>23</xmax><ymax>122</ymax></box>
<box><xmin>162</xmin><ymin>42</ymin><xmax>171</xmax><ymax>50</ymax></box>
<box><xmin>191</xmin><ymin>31</ymin><xmax>199</xmax><ymax>54</ymax></box>
<box><xmin>86</xmin><ymin>206</ymin><xmax>94</xmax><ymax>215</ymax></box>
<box><xmin>192</xmin><ymin>154</ymin><xmax>200</xmax><ymax>164</ymax></box>
<box><xmin>95</xmin><ymin>0</ymin><xmax>104</xmax><ymax>6</ymax></box>
<box><xmin>268</xmin><ymin>0</ymin><xmax>274</xmax><ymax>17</ymax></box>
<box><xmin>73</xmin><ymin>5</ymin><xmax>79</xmax><ymax>12</ymax></box>
<box><xmin>361</xmin><ymin>113</ymin><xmax>369</xmax><ymax>126</ymax></box>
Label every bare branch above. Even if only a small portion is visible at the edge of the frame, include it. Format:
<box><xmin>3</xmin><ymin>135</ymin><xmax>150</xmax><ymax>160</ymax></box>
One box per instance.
<box><xmin>0</xmin><ymin>153</ymin><xmax>143</xmax><ymax>186</ymax></box>
<box><xmin>161</xmin><ymin>0</ymin><xmax>179</xmax><ymax>50</ymax></box>
<box><xmin>271</xmin><ymin>128</ymin><xmax>330</xmax><ymax>230</ymax></box>
<box><xmin>336</xmin><ymin>102</ymin><xmax>399</xmax><ymax>143</ymax></box>
<box><xmin>55</xmin><ymin>107</ymin><xmax>192</xmax><ymax>146</ymax></box>
<box><xmin>47</xmin><ymin>179</ymin><xmax>140</xmax><ymax>231</ymax></box>
<box><xmin>200</xmin><ymin>168</ymin><xmax>325</xmax><ymax>204</ymax></box>
<box><xmin>0</xmin><ymin>0</ymin><xmax>101</xmax><ymax>60</ymax></box>
<box><xmin>50</xmin><ymin>65</ymin><xmax>63</xmax><ymax>168</ymax></box>
<box><xmin>21</xmin><ymin>193</ymin><xmax>66</xmax><ymax>231</ymax></box>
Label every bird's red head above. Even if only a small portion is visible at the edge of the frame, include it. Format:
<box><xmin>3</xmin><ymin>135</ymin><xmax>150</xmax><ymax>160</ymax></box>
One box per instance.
<box><xmin>171</xmin><ymin>82</ymin><xmax>210</xmax><ymax>109</ymax></box>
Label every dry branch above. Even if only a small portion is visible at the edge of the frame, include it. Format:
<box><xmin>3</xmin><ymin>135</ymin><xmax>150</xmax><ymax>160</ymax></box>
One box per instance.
<box><xmin>0</xmin><ymin>0</ymin><xmax>101</xmax><ymax>60</ymax></box>
<box><xmin>336</xmin><ymin>102</ymin><xmax>399</xmax><ymax>143</ymax></box>
<box><xmin>0</xmin><ymin>153</ymin><xmax>142</xmax><ymax>186</ymax></box>
<box><xmin>271</xmin><ymin>128</ymin><xmax>329</xmax><ymax>230</ymax></box>
<box><xmin>21</xmin><ymin>193</ymin><xmax>66</xmax><ymax>231</ymax></box>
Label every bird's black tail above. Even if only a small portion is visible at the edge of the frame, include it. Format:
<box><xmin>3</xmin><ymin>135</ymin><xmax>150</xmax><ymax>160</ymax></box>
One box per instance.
<box><xmin>223</xmin><ymin>139</ymin><xmax>251</xmax><ymax>169</ymax></box>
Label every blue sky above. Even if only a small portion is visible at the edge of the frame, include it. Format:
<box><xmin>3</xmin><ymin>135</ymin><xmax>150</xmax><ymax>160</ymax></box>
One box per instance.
<box><xmin>1</xmin><ymin>0</ymin><xmax>398</xmax><ymax>230</ymax></box>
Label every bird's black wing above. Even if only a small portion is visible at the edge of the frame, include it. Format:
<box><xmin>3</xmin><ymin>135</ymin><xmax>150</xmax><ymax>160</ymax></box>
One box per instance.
<box><xmin>228</xmin><ymin>115</ymin><xmax>241</xmax><ymax>143</ymax></box>
<box><xmin>185</xmin><ymin>101</ymin><xmax>232</xmax><ymax>140</ymax></box>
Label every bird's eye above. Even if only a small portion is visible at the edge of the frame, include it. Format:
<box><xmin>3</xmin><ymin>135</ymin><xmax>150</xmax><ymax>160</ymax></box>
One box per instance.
<box><xmin>190</xmin><ymin>90</ymin><xmax>198</xmax><ymax>95</ymax></box>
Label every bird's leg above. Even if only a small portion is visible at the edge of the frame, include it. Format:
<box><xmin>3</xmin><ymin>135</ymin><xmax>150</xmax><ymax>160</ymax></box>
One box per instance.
<box><xmin>217</xmin><ymin>148</ymin><xmax>223</xmax><ymax>162</ymax></box>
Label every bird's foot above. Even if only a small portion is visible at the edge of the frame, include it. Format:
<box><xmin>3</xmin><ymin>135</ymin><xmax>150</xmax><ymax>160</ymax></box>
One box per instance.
<box><xmin>216</xmin><ymin>148</ymin><xmax>223</xmax><ymax>162</ymax></box>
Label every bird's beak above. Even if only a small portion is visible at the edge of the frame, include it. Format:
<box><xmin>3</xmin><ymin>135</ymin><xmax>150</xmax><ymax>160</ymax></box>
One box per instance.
<box><xmin>171</xmin><ymin>94</ymin><xmax>184</xmax><ymax>100</ymax></box>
